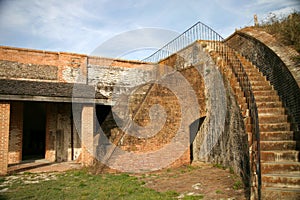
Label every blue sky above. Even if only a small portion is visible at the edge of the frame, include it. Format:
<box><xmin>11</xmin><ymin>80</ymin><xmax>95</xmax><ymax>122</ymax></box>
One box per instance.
<box><xmin>0</xmin><ymin>0</ymin><xmax>299</xmax><ymax>59</ymax></box>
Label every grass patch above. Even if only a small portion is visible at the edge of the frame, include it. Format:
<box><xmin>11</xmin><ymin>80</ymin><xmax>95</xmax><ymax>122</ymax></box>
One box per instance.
<box><xmin>233</xmin><ymin>180</ymin><xmax>243</xmax><ymax>190</ymax></box>
<box><xmin>182</xmin><ymin>194</ymin><xmax>204</xmax><ymax>200</ymax></box>
<box><xmin>0</xmin><ymin>170</ymin><xmax>179</xmax><ymax>200</ymax></box>
<box><xmin>213</xmin><ymin>163</ymin><xmax>226</xmax><ymax>170</ymax></box>
<box><xmin>215</xmin><ymin>189</ymin><xmax>223</xmax><ymax>194</ymax></box>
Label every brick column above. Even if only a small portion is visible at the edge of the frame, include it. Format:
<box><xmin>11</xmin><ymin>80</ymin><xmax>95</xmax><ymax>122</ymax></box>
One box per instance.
<box><xmin>0</xmin><ymin>102</ymin><xmax>10</xmax><ymax>175</ymax></box>
<box><xmin>81</xmin><ymin>105</ymin><xmax>95</xmax><ymax>166</ymax></box>
<box><xmin>8</xmin><ymin>102</ymin><xmax>23</xmax><ymax>164</ymax></box>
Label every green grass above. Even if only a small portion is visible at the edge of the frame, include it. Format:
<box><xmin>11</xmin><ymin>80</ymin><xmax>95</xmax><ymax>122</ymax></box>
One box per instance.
<box><xmin>0</xmin><ymin>170</ymin><xmax>178</xmax><ymax>200</ymax></box>
<box><xmin>215</xmin><ymin>189</ymin><xmax>223</xmax><ymax>194</ymax></box>
<box><xmin>233</xmin><ymin>180</ymin><xmax>243</xmax><ymax>190</ymax></box>
<box><xmin>182</xmin><ymin>195</ymin><xmax>204</xmax><ymax>200</ymax></box>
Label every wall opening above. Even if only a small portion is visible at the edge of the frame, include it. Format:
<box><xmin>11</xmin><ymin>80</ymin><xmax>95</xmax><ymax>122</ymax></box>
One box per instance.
<box><xmin>96</xmin><ymin>105</ymin><xmax>112</xmax><ymax>126</ymax></box>
<box><xmin>22</xmin><ymin>102</ymin><xmax>46</xmax><ymax>160</ymax></box>
<box><xmin>190</xmin><ymin>117</ymin><xmax>205</xmax><ymax>162</ymax></box>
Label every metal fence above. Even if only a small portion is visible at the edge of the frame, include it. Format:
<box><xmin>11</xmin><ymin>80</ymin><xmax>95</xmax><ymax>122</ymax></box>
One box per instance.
<box><xmin>142</xmin><ymin>22</ymin><xmax>223</xmax><ymax>62</ymax></box>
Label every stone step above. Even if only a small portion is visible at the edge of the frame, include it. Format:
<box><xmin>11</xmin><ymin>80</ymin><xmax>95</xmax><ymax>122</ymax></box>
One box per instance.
<box><xmin>260</xmin><ymin>141</ymin><xmax>296</xmax><ymax>151</ymax></box>
<box><xmin>262</xmin><ymin>187</ymin><xmax>300</xmax><ymax>200</ymax></box>
<box><xmin>259</xmin><ymin>123</ymin><xmax>290</xmax><ymax>132</ymax></box>
<box><xmin>253</xmin><ymin>90</ymin><xmax>277</xmax><ymax>96</ymax></box>
<box><xmin>251</xmin><ymin>85</ymin><xmax>273</xmax><ymax>91</ymax></box>
<box><xmin>250</xmin><ymin>80</ymin><xmax>271</xmax><ymax>86</ymax></box>
<box><xmin>261</xmin><ymin>150</ymin><xmax>299</xmax><ymax>162</ymax></box>
<box><xmin>258</xmin><ymin>107</ymin><xmax>286</xmax><ymax>115</ymax></box>
<box><xmin>244</xmin><ymin>67</ymin><xmax>260</xmax><ymax>73</ymax></box>
<box><xmin>262</xmin><ymin>173</ymin><xmax>300</xmax><ymax>188</ymax></box>
<box><xmin>248</xmin><ymin>75</ymin><xmax>267</xmax><ymax>82</ymax></box>
<box><xmin>237</xmin><ymin>71</ymin><xmax>263</xmax><ymax>77</ymax></box>
<box><xmin>259</xmin><ymin>115</ymin><xmax>288</xmax><ymax>124</ymax></box>
<box><xmin>260</xmin><ymin>131</ymin><xmax>294</xmax><ymax>141</ymax></box>
<box><xmin>255</xmin><ymin>95</ymin><xmax>280</xmax><ymax>102</ymax></box>
<box><xmin>261</xmin><ymin>162</ymin><xmax>300</xmax><ymax>174</ymax></box>
<box><xmin>256</xmin><ymin>101</ymin><xmax>282</xmax><ymax>108</ymax></box>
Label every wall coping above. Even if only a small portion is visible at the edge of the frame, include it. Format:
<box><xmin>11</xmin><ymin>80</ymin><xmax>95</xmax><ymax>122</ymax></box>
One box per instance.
<box><xmin>228</xmin><ymin>27</ymin><xmax>300</xmax><ymax>88</ymax></box>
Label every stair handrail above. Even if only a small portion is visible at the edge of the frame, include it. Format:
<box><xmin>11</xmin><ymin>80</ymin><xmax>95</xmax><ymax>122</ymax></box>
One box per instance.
<box><xmin>142</xmin><ymin>21</ymin><xmax>224</xmax><ymax>62</ymax></box>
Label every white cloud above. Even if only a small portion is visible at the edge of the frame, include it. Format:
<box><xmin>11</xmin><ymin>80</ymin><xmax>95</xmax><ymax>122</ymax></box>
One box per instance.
<box><xmin>0</xmin><ymin>0</ymin><xmax>299</xmax><ymax>57</ymax></box>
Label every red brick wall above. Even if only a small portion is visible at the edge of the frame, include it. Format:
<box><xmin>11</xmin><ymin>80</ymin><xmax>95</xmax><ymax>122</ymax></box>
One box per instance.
<box><xmin>0</xmin><ymin>46</ymin><xmax>87</xmax><ymax>83</ymax></box>
<box><xmin>8</xmin><ymin>102</ymin><xmax>23</xmax><ymax>164</ymax></box>
<box><xmin>0</xmin><ymin>101</ymin><xmax>10</xmax><ymax>175</ymax></box>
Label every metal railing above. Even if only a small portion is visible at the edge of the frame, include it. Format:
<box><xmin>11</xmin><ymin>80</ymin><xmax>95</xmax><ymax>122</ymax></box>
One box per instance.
<box><xmin>142</xmin><ymin>21</ymin><xmax>261</xmax><ymax>199</ymax></box>
<box><xmin>142</xmin><ymin>22</ymin><xmax>223</xmax><ymax>62</ymax></box>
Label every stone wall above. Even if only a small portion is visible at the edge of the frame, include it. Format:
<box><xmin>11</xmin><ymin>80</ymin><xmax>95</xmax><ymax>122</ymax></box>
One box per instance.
<box><xmin>226</xmin><ymin>29</ymin><xmax>300</xmax><ymax>131</ymax></box>
<box><xmin>0</xmin><ymin>46</ymin><xmax>87</xmax><ymax>83</ymax></box>
<box><xmin>88</xmin><ymin>56</ymin><xmax>156</xmax><ymax>99</ymax></box>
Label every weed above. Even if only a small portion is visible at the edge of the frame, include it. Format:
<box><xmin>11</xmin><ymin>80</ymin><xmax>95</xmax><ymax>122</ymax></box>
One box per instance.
<box><xmin>229</xmin><ymin>167</ymin><xmax>234</xmax><ymax>174</ymax></box>
<box><xmin>215</xmin><ymin>189</ymin><xmax>223</xmax><ymax>194</ymax></box>
<box><xmin>259</xmin><ymin>11</ymin><xmax>300</xmax><ymax>54</ymax></box>
<box><xmin>182</xmin><ymin>194</ymin><xmax>204</xmax><ymax>200</ymax></box>
<box><xmin>213</xmin><ymin>163</ymin><xmax>226</xmax><ymax>170</ymax></box>
<box><xmin>233</xmin><ymin>180</ymin><xmax>243</xmax><ymax>190</ymax></box>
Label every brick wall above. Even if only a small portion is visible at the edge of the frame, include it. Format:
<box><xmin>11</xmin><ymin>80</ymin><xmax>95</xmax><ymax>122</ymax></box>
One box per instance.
<box><xmin>8</xmin><ymin>102</ymin><xmax>23</xmax><ymax>164</ymax></box>
<box><xmin>0</xmin><ymin>46</ymin><xmax>87</xmax><ymax>83</ymax></box>
<box><xmin>0</xmin><ymin>101</ymin><xmax>10</xmax><ymax>175</ymax></box>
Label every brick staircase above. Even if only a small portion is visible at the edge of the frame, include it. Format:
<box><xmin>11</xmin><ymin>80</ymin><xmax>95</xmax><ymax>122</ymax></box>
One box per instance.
<box><xmin>237</xmin><ymin>54</ymin><xmax>300</xmax><ymax>199</ymax></box>
<box><xmin>204</xmin><ymin>42</ymin><xmax>300</xmax><ymax>199</ymax></box>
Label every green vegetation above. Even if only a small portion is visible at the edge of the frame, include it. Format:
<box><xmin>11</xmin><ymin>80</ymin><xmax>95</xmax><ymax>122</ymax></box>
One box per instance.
<box><xmin>181</xmin><ymin>195</ymin><xmax>204</xmax><ymax>200</ymax></box>
<box><xmin>215</xmin><ymin>189</ymin><xmax>223</xmax><ymax>194</ymax></box>
<box><xmin>258</xmin><ymin>11</ymin><xmax>300</xmax><ymax>60</ymax></box>
<box><xmin>0</xmin><ymin>170</ymin><xmax>178</xmax><ymax>200</ymax></box>
<box><xmin>233</xmin><ymin>180</ymin><xmax>243</xmax><ymax>190</ymax></box>
<box><xmin>213</xmin><ymin>163</ymin><xmax>226</xmax><ymax>170</ymax></box>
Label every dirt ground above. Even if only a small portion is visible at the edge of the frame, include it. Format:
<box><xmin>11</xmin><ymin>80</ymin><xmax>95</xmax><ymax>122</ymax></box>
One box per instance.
<box><xmin>137</xmin><ymin>162</ymin><xmax>247</xmax><ymax>200</ymax></box>
<box><xmin>7</xmin><ymin>160</ymin><xmax>247</xmax><ymax>199</ymax></box>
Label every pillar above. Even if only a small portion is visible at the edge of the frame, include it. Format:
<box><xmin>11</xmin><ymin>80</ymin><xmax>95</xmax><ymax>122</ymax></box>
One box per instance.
<box><xmin>0</xmin><ymin>102</ymin><xmax>10</xmax><ymax>175</ymax></box>
<box><xmin>8</xmin><ymin>102</ymin><xmax>23</xmax><ymax>164</ymax></box>
<box><xmin>81</xmin><ymin>104</ymin><xmax>95</xmax><ymax>166</ymax></box>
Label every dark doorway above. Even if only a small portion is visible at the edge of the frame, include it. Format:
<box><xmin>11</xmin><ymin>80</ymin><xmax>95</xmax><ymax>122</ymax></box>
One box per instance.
<box><xmin>95</xmin><ymin>104</ymin><xmax>113</xmax><ymax>137</ymax></box>
<box><xmin>189</xmin><ymin>117</ymin><xmax>205</xmax><ymax>162</ymax></box>
<box><xmin>22</xmin><ymin>102</ymin><xmax>46</xmax><ymax>160</ymax></box>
